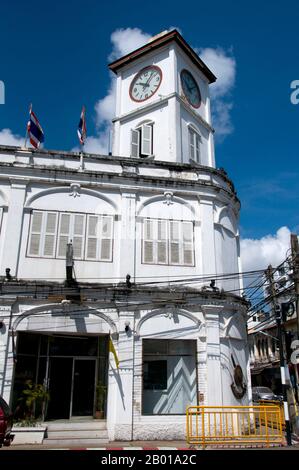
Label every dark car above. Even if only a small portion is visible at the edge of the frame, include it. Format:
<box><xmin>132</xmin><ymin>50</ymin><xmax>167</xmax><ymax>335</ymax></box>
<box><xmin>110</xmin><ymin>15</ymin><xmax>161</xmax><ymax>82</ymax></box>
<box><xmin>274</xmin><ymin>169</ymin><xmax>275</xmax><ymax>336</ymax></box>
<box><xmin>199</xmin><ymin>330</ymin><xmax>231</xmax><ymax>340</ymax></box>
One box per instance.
<box><xmin>252</xmin><ymin>386</ymin><xmax>282</xmax><ymax>402</ymax></box>
<box><xmin>0</xmin><ymin>395</ymin><xmax>14</xmax><ymax>447</ymax></box>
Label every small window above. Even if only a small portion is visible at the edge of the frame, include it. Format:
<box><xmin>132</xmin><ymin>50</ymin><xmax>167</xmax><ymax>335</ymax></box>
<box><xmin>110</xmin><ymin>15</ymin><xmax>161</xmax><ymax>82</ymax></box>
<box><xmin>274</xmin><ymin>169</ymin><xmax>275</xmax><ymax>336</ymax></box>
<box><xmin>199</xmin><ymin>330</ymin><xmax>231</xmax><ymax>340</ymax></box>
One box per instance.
<box><xmin>131</xmin><ymin>123</ymin><xmax>153</xmax><ymax>158</ymax></box>
<box><xmin>142</xmin><ymin>218</ymin><xmax>194</xmax><ymax>266</ymax></box>
<box><xmin>188</xmin><ymin>127</ymin><xmax>201</xmax><ymax>163</ymax></box>
<box><xmin>86</xmin><ymin>215</ymin><xmax>113</xmax><ymax>262</ymax></box>
<box><xmin>143</xmin><ymin>360</ymin><xmax>167</xmax><ymax>390</ymax></box>
<box><xmin>57</xmin><ymin>213</ymin><xmax>86</xmax><ymax>260</ymax></box>
<box><xmin>28</xmin><ymin>211</ymin><xmax>58</xmax><ymax>258</ymax></box>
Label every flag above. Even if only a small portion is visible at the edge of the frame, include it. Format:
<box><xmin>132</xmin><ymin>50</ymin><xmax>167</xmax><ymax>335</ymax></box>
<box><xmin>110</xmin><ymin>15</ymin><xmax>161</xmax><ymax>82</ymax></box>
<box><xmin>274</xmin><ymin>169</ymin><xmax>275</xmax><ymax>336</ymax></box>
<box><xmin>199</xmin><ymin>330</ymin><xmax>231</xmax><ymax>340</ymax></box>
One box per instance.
<box><xmin>77</xmin><ymin>106</ymin><xmax>87</xmax><ymax>145</ymax></box>
<box><xmin>109</xmin><ymin>336</ymin><xmax>119</xmax><ymax>369</ymax></box>
<box><xmin>27</xmin><ymin>106</ymin><xmax>44</xmax><ymax>149</ymax></box>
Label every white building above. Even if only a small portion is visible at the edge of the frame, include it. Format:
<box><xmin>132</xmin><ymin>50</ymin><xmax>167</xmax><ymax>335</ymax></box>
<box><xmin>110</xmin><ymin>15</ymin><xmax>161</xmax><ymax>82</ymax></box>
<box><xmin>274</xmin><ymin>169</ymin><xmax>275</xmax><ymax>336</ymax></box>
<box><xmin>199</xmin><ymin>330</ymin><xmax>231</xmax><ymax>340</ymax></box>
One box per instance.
<box><xmin>0</xmin><ymin>30</ymin><xmax>250</xmax><ymax>441</ymax></box>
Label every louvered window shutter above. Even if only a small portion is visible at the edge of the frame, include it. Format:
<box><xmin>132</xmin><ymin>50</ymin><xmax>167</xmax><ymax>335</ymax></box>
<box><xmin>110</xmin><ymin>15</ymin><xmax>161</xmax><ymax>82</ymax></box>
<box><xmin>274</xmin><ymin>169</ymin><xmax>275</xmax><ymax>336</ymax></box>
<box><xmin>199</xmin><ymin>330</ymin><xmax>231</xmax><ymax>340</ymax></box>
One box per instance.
<box><xmin>182</xmin><ymin>221</ymin><xmax>194</xmax><ymax>265</ymax></box>
<box><xmin>42</xmin><ymin>212</ymin><xmax>58</xmax><ymax>257</ymax></box>
<box><xmin>57</xmin><ymin>213</ymin><xmax>71</xmax><ymax>258</ymax></box>
<box><xmin>86</xmin><ymin>215</ymin><xmax>99</xmax><ymax>260</ymax></box>
<box><xmin>100</xmin><ymin>216</ymin><xmax>113</xmax><ymax>261</ymax></box>
<box><xmin>131</xmin><ymin>129</ymin><xmax>140</xmax><ymax>157</ymax></box>
<box><xmin>72</xmin><ymin>214</ymin><xmax>85</xmax><ymax>259</ymax></box>
<box><xmin>143</xmin><ymin>219</ymin><xmax>154</xmax><ymax>263</ymax></box>
<box><xmin>0</xmin><ymin>207</ymin><xmax>3</xmax><ymax>232</ymax></box>
<box><xmin>157</xmin><ymin>219</ymin><xmax>167</xmax><ymax>264</ymax></box>
<box><xmin>28</xmin><ymin>211</ymin><xmax>43</xmax><ymax>256</ymax></box>
<box><xmin>170</xmin><ymin>220</ymin><xmax>180</xmax><ymax>265</ymax></box>
<box><xmin>189</xmin><ymin>128</ymin><xmax>195</xmax><ymax>160</ymax></box>
<box><xmin>141</xmin><ymin>124</ymin><xmax>152</xmax><ymax>156</ymax></box>
<box><xmin>195</xmin><ymin>133</ymin><xmax>201</xmax><ymax>162</ymax></box>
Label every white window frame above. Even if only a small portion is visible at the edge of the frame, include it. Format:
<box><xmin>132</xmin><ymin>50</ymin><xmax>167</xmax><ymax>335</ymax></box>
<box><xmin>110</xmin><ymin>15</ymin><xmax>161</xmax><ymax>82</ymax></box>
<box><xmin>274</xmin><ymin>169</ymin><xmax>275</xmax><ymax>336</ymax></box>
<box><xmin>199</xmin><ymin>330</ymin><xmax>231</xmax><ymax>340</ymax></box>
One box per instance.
<box><xmin>188</xmin><ymin>126</ymin><xmax>201</xmax><ymax>163</ymax></box>
<box><xmin>131</xmin><ymin>122</ymin><xmax>153</xmax><ymax>158</ymax></box>
<box><xmin>142</xmin><ymin>218</ymin><xmax>194</xmax><ymax>267</ymax></box>
<box><xmin>56</xmin><ymin>212</ymin><xmax>86</xmax><ymax>260</ymax></box>
<box><xmin>85</xmin><ymin>214</ymin><xmax>114</xmax><ymax>262</ymax></box>
<box><xmin>27</xmin><ymin>210</ymin><xmax>58</xmax><ymax>258</ymax></box>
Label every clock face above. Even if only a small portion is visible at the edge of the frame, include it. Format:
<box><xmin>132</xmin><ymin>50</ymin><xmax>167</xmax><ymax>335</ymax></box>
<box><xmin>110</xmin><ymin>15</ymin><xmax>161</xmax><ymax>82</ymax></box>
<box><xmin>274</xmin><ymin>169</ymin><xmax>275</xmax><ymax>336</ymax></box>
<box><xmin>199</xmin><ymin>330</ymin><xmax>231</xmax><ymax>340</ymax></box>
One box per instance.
<box><xmin>129</xmin><ymin>65</ymin><xmax>162</xmax><ymax>102</ymax></box>
<box><xmin>180</xmin><ymin>69</ymin><xmax>201</xmax><ymax>108</ymax></box>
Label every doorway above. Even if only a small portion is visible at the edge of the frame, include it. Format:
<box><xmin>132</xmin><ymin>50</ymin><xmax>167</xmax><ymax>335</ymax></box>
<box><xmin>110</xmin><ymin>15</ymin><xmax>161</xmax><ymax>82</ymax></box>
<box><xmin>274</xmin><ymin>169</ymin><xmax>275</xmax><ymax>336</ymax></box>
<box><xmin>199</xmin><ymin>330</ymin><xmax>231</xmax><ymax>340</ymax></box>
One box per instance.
<box><xmin>47</xmin><ymin>357</ymin><xmax>96</xmax><ymax>419</ymax></box>
<box><xmin>12</xmin><ymin>333</ymin><xmax>108</xmax><ymax>421</ymax></box>
<box><xmin>72</xmin><ymin>359</ymin><xmax>96</xmax><ymax>417</ymax></box>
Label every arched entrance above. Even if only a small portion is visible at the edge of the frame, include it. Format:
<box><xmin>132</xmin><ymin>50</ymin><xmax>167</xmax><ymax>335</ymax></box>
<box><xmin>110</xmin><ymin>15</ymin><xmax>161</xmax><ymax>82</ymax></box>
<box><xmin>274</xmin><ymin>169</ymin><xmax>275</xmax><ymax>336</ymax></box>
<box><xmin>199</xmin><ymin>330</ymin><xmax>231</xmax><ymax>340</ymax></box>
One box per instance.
<box><xmin>11</xmin><ymin>305</ymin><xmax>117</xmax><ymax>421</ymax></box>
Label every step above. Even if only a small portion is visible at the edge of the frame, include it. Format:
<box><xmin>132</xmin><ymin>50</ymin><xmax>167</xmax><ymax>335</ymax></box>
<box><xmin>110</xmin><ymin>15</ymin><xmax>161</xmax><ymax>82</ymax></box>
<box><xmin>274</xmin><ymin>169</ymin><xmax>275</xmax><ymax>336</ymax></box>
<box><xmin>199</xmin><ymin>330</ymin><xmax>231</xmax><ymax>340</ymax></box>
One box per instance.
<box><xmin>46</xmin><ymin>430</ymin><xmax>109</xmax><ymax>439</ymax></box>
<box><xmin>45</xmin><ymin>420</ymin><xmax>107</xmax><ymax>431</ymax></box>
<box><xmin>44</xmin><ymin>438</ymin><xmax>109</xmax><ymax>446</ymax></box>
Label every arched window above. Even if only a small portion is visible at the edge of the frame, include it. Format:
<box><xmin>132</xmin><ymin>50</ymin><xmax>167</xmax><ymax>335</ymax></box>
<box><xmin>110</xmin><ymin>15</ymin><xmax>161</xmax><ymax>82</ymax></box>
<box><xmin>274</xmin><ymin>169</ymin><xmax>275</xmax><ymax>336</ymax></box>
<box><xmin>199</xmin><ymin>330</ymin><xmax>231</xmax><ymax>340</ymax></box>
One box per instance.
<box><xmin>131</xmin><ymin>121</ymin><xmax>154</xmax><ymax>158</ymax></box>
<box><xmin>188</xmin><ymin>125</ymin><xmax>201</xmax><ymax>163</ymax></box>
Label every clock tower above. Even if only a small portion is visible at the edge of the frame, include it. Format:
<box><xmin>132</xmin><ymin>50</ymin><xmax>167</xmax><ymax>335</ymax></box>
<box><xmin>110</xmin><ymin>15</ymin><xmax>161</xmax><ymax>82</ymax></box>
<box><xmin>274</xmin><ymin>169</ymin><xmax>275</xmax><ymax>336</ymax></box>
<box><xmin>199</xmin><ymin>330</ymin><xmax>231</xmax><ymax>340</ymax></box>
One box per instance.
<box><xmin>109</xmin><ymin>30</ymin><xmax>216</xmax><ymax>166</ymax></box>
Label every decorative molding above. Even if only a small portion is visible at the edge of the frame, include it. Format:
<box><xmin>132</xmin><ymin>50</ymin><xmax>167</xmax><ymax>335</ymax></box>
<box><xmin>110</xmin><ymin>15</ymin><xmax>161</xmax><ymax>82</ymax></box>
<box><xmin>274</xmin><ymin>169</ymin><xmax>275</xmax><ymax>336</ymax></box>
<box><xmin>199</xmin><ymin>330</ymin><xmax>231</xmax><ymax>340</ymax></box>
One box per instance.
<box><xmin>69</xmin><ymin>183</ymin><xmax>81</xmax><ymax>198</ymax></box>
<box><xmin>136</xmin><ymin>193</ymin><xmax>195</xmax><ymax>217</ymax></box>
<box><xmin>136</xmin><ymin>307</ymin><xmax>202</xmax><ymax>336</ymax></box>
<box><xmin>24</xmin><ymin>185</ymin><xmax>118</xmax><ymax>211</ymax></box>
<box><xmin>163</xmin><ymin>191</ymin><xmax>174</xmax><ymax>206</ymax></box>
<box><xmin>12</xmin><ymin>303</ymin><xmax>118</xmax><ymax>334</ymax></box>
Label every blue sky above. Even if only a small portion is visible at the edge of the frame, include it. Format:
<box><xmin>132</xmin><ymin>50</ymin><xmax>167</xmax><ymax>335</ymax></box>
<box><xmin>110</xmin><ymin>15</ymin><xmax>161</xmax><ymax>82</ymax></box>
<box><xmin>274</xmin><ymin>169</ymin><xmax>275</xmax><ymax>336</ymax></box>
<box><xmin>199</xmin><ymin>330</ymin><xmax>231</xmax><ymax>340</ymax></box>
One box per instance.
<box><xmin>0</xmin><ymin>0</ymin><xmax>298</xmax><ymax>268</ymax></box>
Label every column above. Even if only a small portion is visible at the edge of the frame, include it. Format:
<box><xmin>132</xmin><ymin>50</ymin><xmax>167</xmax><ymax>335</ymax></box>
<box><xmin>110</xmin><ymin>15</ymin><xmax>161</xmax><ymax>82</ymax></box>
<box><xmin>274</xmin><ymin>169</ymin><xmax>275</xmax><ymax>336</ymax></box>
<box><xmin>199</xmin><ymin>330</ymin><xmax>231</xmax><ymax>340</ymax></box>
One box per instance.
<box><xmin>200</xmin><ymin>198</ymin><xmax>217</xmax><ymax>276</ymax></box>
<box><xmin>202</xmin><ymin>305</ymin><xmax>224</xmax><ymax>406</ymax></box>
<box><xmin>108</xmin><ymin>311</ymin><xmax>135</xmax><ymax>440</ymax></box>
<box><xmin>118</xmin><ymin>191</ymin><xmax>136</xmax><ymax>282</ymax></box>
<box><xmin>0</xmin><ymin>179</ymin><xmax>27</xmax><ymax>277</ymax></box>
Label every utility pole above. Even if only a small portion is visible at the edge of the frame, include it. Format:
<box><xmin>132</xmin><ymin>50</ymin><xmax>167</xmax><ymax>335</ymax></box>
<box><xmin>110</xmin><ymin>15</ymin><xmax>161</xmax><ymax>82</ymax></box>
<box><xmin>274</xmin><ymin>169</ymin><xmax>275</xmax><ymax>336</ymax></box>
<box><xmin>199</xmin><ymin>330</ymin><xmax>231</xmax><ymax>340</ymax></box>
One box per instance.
<box><xmin>266</xmin><ymin>265</ymin><xmax>292</xmax><ymax>446</ymax></box>
<box><xmin>290</xmin><ymin>234</ymin><xmax>299</xmax><ymax>340</ymax></box>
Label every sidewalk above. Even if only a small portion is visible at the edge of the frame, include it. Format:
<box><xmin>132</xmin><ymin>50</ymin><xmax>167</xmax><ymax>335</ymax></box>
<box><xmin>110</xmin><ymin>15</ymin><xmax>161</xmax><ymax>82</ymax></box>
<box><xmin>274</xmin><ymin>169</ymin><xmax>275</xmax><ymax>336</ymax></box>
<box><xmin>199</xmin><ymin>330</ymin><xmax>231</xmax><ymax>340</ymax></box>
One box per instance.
<box><xmin>2</xmin><ymin>439</ymin><xmax>299</xmax><ymax>450</ymax></box>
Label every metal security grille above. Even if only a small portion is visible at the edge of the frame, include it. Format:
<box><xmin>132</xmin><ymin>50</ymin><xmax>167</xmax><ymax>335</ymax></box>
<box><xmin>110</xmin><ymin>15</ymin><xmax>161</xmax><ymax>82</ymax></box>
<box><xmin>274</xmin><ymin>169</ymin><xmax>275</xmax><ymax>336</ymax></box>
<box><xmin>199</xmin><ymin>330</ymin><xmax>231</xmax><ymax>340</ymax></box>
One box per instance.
<box><xmin>186</xmin><ymin>405</ymin><xmax>284</xmax><ymax>448</ymax></box>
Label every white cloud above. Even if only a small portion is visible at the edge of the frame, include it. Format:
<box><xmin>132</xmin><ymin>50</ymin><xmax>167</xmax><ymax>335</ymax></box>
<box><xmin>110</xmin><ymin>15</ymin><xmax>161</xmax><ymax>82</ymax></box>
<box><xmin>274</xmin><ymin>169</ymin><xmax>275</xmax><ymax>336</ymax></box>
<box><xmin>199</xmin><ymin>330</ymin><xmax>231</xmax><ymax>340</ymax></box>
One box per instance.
<box><xmin>109</xmin><ymin>28</ymin><xmax>151</xmax><ymax>62</ymax></box>
<box><xmin>0</xmin><ymin>128</ymin><xmax>24</xmax><ymax>146</ymax></box>
<box><xmin>82</xmin><ymin>133</ymin><xmax>109</xmax><ymax>155</ymax></box>
<box><xmin>198</xmin><ymin>47</ymin><xmax>236</xmax><ymax>139</ymax></box>
<box><xmin>199</xmin><ymin>48</ymin><xmax>236</xmax><ymax>98</ymax></box>
<box><xmin>94</xmin><ymin>75</ymin><xmax>116</xmax><ymax>127</ymax></box>
<box><xmin>241</xmin><ymin>226</ymin><xmax>291</xmax><ymax>272</ymax></box>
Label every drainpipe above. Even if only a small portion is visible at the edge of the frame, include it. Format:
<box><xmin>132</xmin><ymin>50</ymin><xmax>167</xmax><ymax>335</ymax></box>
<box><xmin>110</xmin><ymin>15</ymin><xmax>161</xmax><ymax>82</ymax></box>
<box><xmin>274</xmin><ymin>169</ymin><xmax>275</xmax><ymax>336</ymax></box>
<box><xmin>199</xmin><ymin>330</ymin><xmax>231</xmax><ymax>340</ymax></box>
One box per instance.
<box><xmin>131</xmin><ymin>313</ymin><xmax>136</xmax><ymax>441</ymax></box>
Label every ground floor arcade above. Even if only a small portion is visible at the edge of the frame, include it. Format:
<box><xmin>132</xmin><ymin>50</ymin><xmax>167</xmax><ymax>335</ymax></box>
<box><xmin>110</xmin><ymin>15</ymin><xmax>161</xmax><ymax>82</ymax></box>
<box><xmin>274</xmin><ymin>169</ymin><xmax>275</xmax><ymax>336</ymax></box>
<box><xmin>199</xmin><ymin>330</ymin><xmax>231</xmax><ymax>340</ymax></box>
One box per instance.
<box><xmin>0</xmin><ymin>285</ymin><xmax>250</xmax><ymax>440</ymax></box>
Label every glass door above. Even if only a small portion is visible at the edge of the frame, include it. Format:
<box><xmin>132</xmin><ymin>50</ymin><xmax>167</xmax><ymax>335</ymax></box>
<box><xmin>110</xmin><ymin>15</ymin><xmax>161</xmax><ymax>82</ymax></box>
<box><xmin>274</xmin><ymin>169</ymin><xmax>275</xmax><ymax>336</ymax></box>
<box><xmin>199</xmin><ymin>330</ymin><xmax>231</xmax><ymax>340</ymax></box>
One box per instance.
<box><xmin>71</xmin><ymin>359</ymin><xmax>96</xmax><ymax>417</ymax></box>
<box><xmin>47</xmin><ymin>357</ymin><xmax>73</xmax><ymax>419</ymax></box>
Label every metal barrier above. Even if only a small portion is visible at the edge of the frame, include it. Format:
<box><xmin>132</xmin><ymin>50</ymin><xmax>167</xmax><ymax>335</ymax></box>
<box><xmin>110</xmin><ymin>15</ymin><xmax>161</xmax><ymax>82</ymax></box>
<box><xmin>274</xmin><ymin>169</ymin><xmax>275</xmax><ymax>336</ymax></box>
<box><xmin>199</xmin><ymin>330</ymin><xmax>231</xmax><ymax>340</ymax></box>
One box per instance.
<box><xmin>186</xmin><ymin>405</ymin><xmax>284</xmax><ymax>448</ymax></box>
<box><xmin>258</xmin><ymin>400</ymin><xmax>285</xmax><ymax>430</ymax></box>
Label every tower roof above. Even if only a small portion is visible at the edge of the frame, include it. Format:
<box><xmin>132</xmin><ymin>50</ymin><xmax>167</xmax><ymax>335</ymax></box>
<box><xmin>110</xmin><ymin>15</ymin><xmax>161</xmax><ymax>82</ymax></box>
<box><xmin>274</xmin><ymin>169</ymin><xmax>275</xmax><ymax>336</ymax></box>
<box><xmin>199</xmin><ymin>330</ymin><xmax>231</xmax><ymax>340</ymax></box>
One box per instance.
<box><xmin>108</xmin><ymin>29</ymin><xmax>217</xmax><ymax>84</ymax></box>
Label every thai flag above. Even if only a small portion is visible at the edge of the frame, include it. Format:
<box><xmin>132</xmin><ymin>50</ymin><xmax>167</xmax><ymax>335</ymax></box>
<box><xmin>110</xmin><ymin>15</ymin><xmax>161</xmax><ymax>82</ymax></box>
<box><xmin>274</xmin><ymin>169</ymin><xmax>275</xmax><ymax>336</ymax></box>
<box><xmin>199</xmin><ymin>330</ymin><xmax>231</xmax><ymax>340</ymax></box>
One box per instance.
<box><xmin>77</xmin><ymin>106</ymin><xmax>87</xmax><ymax>145</ymax></box>
<box><xmin>27</xmin><ymin>106</ymin><xmax>44</xmax><ymax>149</ymax></box>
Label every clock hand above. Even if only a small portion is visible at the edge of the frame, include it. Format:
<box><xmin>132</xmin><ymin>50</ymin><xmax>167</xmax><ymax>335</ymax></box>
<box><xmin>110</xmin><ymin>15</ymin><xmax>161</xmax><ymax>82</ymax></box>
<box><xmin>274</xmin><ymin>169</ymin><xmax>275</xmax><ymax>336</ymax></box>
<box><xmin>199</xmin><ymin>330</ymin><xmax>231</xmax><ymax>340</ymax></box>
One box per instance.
<box><xmin>143</xmin><ymin>72</ymin><xmax>154</xmax><ymax>90</ymax></box>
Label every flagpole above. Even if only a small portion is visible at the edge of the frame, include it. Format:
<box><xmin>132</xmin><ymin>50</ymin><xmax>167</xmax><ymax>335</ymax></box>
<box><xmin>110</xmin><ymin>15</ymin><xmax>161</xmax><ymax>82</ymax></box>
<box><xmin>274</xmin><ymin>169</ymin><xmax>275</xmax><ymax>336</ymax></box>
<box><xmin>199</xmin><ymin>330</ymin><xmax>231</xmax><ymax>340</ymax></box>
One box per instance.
<box><xmin>78</xmin><ymin>105</ymin><xmax>86</xmax><ymax>171</ymax></box>
<box><xmin>79</xmin><ymin>144</ymin><xmax>84</xmax><ymax>171</ymax></box>
<box><xmin>24</xmin><ymin>103</ymin><xmax>32</xmax><ymax>149</ymax></box>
